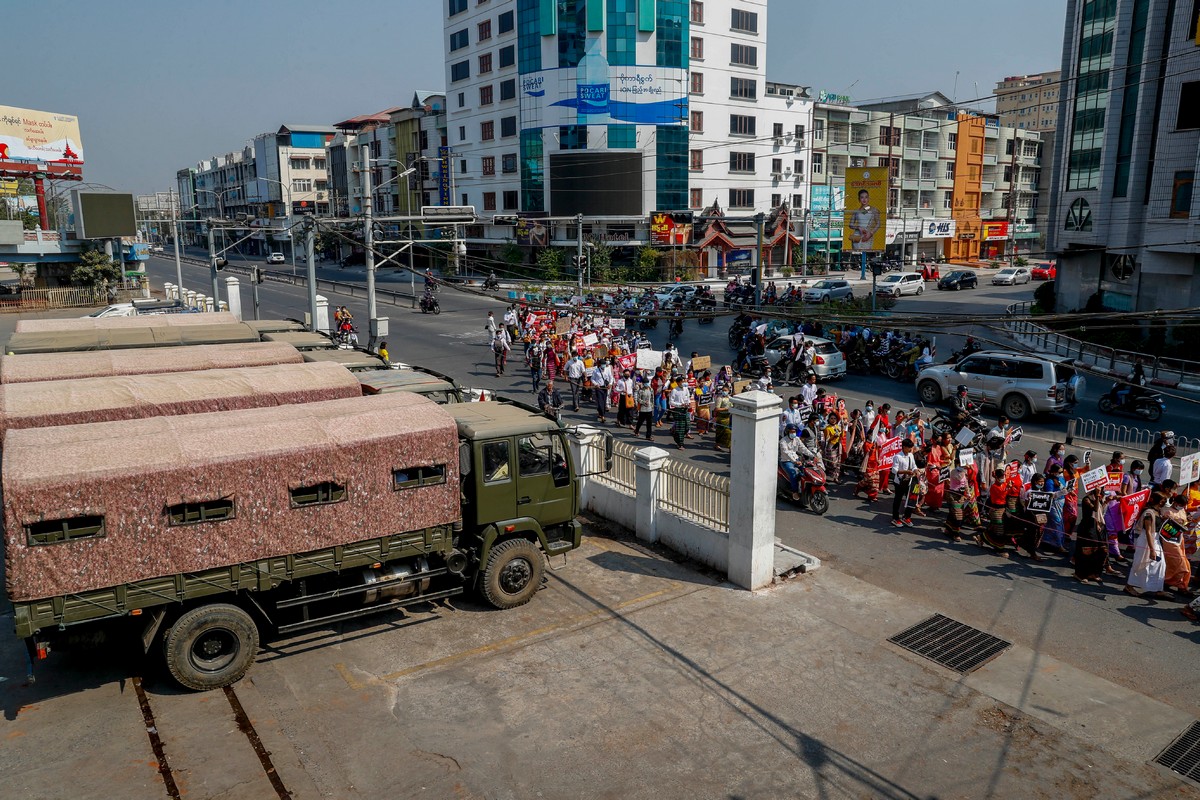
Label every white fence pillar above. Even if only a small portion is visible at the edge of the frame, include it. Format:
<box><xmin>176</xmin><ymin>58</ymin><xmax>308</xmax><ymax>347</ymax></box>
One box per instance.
<box><xmin>634</xmin><ymin>447</ymin><xmax>670</xmax><ymax>544</ymax></box>
<box><xmin>315</xmin><ymin>294</ymin><xmax>331</xmax><ymax>333</ymax></box>
<box><xmin>185</xmin><ymin>290</ymin><xmax>197</xmax><ymax>309</ymax></box>
<box><xmin>728</xmin><ymin>390</ymin><xmax>782</xmax><ymax>590</ymax></box>
<box><xmin>164</xmin><ymin>282</ymin><xmax>175</xmax><ymax>301</ymax></box>
<box><xmin>224</xmin><ymin>276</ymin><xmax>243</xmax><ymax>321</ymax></box>
<box><xmin>203</xmin><ymin>295</ymin><xmax>215</xmax><ymax>312</ymax></box>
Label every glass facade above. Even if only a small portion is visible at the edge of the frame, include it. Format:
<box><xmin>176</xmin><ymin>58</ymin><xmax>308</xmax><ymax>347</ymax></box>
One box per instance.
<box><xmin>521</xmin><ymin>129</ymin><xmax>545</xmax><ymax>211</ymax></box>
<box><xmin>558</xmin><ymin>0</ymin><xmax>587</xmax><ymax>68</ymax></box>
<box><xmin>559</xmin><ymin>125</ymin><xmax>588</xmax><ymax>149</ymax></box>
<box><xmin>608</xmin><ymin>124</ymin><xmax>637</xmax><ymax>148</ymax></box>
<box><xmin>518</xmin><ymin>0</ymin><xmax>542</xmax><ymax>73</ymax></box>
<box><xmin>656</xmin><ymin>126</ymin><xmax>688</xmax><ymax>209</ymax></box>
<box><xmin>656</xmin><ymin>0</ymin><xmax>687</xmax><ymax>68</ymax></box>
<box><xmin>1067</xmin><ymin>0</ymin><xmax>1117</xmax><ymax>190</ymax></box>
<box><xmin>607</xmin><ymin>0</ymin><xmax>638</xmax><ymax>66</ymax></box>
<box><xmin>1113</xmin><ymin>0</ymin><xmax>1150</xmax><ymax>197</ymax></box>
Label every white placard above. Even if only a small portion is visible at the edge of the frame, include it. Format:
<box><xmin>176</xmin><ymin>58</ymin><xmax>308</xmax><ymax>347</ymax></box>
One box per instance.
<box><xmin>636</xmin><ymin>349</ymin><xmax>663</xmax><ymax>370</ymax></box>
<box><xmin>955</xmin><ymin>427</ymin><xmax>976</xmax><ymax>447</ymax></box>
<box><xmin>1081</xmin><ymin>466</ymin><xmax>1110</xmax><ymax>493</ymax></box>
<box><xmin>609</xmin><ymin>317</ymin><xmax>625</xmax><ymax>330</ymax></box>
<box><xmin>958</xmin><ymin>448</ymin><xmax>975</xmax><ymax>467</ymax></box>
<box><xmin>581</xmin><ymin>332</ymin><xmax>599</xmax><ymax>347</ymax></box>
<box><xmin>1179</xmin><ymin>452</ymin><xmax>1200</xmax><ymax>485</ymax></box>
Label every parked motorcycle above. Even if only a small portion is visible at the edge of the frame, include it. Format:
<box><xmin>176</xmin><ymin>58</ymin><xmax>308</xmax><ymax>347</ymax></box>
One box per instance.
<box><xmin>777</xmin><ymin>460</ymin><xmax>829</xmax><ymax>515</ymax></box>
<box><xmin>1098</xmin><ymin>383</ymin><xmax>1164</xmax><ymax>422</ymax></box>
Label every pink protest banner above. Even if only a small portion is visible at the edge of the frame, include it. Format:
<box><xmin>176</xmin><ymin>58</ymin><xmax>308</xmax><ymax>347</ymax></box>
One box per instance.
<box><xmin>876</xmin><ymin>435</ymin><xmax>902</xmax><ymax>489</ymax></box>
<box><xmin>1005</xmin><ymin>460</ymin><xmax>1021</xmax><ymax>486</ymax></box>
<box><xmin>617</xmin><ymin>354</ymin><xmax>637</xmax><ymax>372</ymax></box>
<box><xmin>1120</xmin><ymin>488</ymin><xmax>1151</xmax><ymax>529</ymax></box>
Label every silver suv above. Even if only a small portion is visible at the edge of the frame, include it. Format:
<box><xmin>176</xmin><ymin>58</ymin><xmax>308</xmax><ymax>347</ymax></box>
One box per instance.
<box><xmin>915</xmin><ymin>350</ymin><xmax>1083</xmax><ymax>421</ymax></box>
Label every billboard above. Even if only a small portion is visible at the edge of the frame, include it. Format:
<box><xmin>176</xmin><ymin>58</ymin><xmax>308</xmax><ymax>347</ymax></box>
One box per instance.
<box><xmin>922</xmin><ymin>219</ymin><xmax>957</xmax><ymax>239</ymax></box>
<box><xmin>650</xmin><ymin>212</ymin><xmax>693</xmax><ymax>246</ymax></box>
<box><xmin>843</xmin><ymin>167</ymin><xmax>888</xmax><ymax>252</ymax></box>
<box><xmin>548</xmin><ymin>152</ymin><xmax>643</xmax><ymax>216</ymax></box>
<box><xmin>0</xmin><ymin>105</ymin><xmax>84</xmax><ymax>165</ymax></box>
<box><xmin>809</xmin><ymin>185</ymin><xmax>844</xmax><ymax>243</ymax></box>
<box><xmin>520</xmin><ymin>38</ymin><xmax>686</xmax><ymax>130</ymax></box>
<box><xmin>982</xmin><ymin>221</ymin><xmax>1010</xmax><ymax>240</ymax></box>
<box><xmin>437</xmin><ymin>146</ymin><xmax>452</xmax><ymax>206</ymax></box>
<box><xmin>72</xmin><ymin>191</ymin><xmax>136</xmax><ymax>239</ymax></box>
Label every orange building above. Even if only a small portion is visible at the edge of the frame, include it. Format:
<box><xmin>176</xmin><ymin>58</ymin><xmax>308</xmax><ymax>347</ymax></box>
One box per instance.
<box><xmin>946</xmin><ymin>114</ymin><xmax>984</xmax><ymax>262</ymax></box>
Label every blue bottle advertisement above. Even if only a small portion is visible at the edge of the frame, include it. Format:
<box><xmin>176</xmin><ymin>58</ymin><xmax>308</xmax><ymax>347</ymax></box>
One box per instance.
<box><xmin>576</xmin><ymin>37</ymin><xmax>610</xmax><ymax>125</ymax></box>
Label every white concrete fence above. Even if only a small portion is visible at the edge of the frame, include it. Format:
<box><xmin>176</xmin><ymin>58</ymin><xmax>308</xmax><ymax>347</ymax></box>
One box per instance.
<box><xmin>570</xmin><ymin>390</ymin><xmax>787</xmax><ymax>590</ymax></box>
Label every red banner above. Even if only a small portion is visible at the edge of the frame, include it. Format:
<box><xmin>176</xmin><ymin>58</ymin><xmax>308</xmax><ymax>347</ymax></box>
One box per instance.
<box><xmin>876</xmin><ymin>436</ymin><xmax>902</xmax><ymax>470</ymax></box>
<box><xmin>1005</xmin><ymin>460</ymin><xmax>1021</xmax><ymax>487</ymax></box>
<box><xmin>1120</xmin><ymin>489</ymin><xmax>1151</xmax><ymax>530</ymax></box>
<box><xmin>617</xmin><ymin>353</ymin><xmax>637</xmax><ymax>372</ymax></box>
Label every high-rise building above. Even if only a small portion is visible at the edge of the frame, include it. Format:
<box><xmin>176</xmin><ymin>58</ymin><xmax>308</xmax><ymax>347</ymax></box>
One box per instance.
<box><xmin>1048</xmin><ymin>0</ymin><xmax>1200</xmax><ymax>312</ymax></box>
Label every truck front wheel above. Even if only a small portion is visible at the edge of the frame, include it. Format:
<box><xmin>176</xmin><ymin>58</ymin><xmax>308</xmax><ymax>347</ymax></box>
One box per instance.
<box><xmin>164</xmin><ymin>603</ymin><xmax>259</xmax><ymax>691</ymax></box>
<box><xmin>481</xmin><ymin>539</ymin><xmax>545</xmax><ymax>610</ymax></box>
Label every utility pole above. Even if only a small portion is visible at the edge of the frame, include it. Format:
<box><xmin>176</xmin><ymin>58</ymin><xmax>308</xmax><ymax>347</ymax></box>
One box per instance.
<box><xmin>361</xmin><ymin>145</ymin><xmax>379</xmax><ymax>350</ymax></box>
<box><xmin>207</xmin><ymin>225</ymin><xmax>219</xmax><ymax>303</ymax></box>
<box><xmin>801</xmin><ymin>208</ymin><xmax>809</xmax><ymax>277</ymax></box>
<box><xmin>171</xmin><ymin>194</ymin><xmax>184</xmax><ymax>297</ymax></box>
<box><xmin>1007</xmin><ymin>130</ymin><xmax>1020</xmax><ymax>267</ymax></box>
<box><xmin>576</xmin><ymin>213</ymin><xmax>584</xmax><ymax>297</ymax></box>
<box><xmin>306</xmin><ymin>222</ymin><xmax>318</xmax><ymax>332</ymax></box>
<box><xmin>753</xmin><ymin>212</ymin><xmax>765</xmax><ymax>307</ymax></box>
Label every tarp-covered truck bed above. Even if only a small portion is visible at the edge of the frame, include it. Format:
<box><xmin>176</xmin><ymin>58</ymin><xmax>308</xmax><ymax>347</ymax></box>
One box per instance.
<box><xmin>15</xmin><ymin>311</ymin><xmax>237</xmax><ymax>333</ymax></box>
<box><xmin>4</xmin><ymin>323</ymin><xmax>263</xmax><ymax>354</ymax></box>
<box><xmin>0</xmin><ymin>341</ymin><xmax>304</xmax><ymax>384</ymax></box>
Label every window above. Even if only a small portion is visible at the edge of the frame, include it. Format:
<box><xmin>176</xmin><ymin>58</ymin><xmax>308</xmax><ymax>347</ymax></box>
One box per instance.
<box><xmin>498</xmin><ymin>9</ymin><xmax>514</xmax><ymax>33</ymax></box>
<box><xmin>729</xmin><ymin>114</ymin><xmax>755</xmax><ymax>136</ymax></box>
<box><xmin>878</xmin><ymin>125</ymin><xmax>901</xmax><ymax>146</ymax></box>
<box><xmin>771</xmin><ymin>193</ymin><xmax>781</xmax><ymax>207</ymax></box>
<box><xmin>458</xmin><ymin>125</ymin><xmax>467</xmax><ymax>141</ymax></box>
<box><xmin>500</xmin><ymin>116</ymin><xmax>517</xmax><ymax>137</ymax></box>
<box><xmin>517</xmin><ymin>434</ymin><xmax>554</xmax><ymax>476</ymax></box>
<box><xmin>290</xmin><ymin>482</ymin><xmax>346</xmax><ymax>507</ymax></box>
<box><xmin>392</xmin><ymin>465</ymin><xmax>447</xmax><ymax>490</ymax></box>
<box><xmin>1065</xmin><ymin>198</ymin><xmax>1093</xmax><ymax>231</ymax></box>
<box><xmin>482</xmin><ymin>156</ymin><xmax>495</xmax><ymax>175</ymax></box>
<box><xmin>730</xmin><ymin>43</ymin><xmax>757</xmax><ymax>67</ymax></box>
<box><xmin>457</xmin><ymin>92</ymin><xmax>465</xmax><ymax>108</ymax></box>
<box><xmin>503</xmin><ymin>190</ymin><xmax>518</xmax><ymax>209</ymax></box>
<box><xmin>1170</xmin><ymin>171</ymin><xmax>1194</xmax><ymax>219</ymax></box>
<box><xmin>166</xmin><ymin>501</ymin><xmax>236</xmax><ymax>525</ymax></box>
<box><xmin>811</xmin><ymin>152</ymin><xmax>823</xmax><ymax>174</ymax></box>
<box><xmin>478</xmin><ymin>19</ymin><xmax>491</xmax><ymax>40</ymax></box>
<box><xmin>483</xmin><ymin>191</ymin><xmax>497</xmax><ymax>210</ymax></box>
<box><xmin>813</xmin><ymin>118</ymin><xmax>824</xmax><ymax>141</ymax></box>
<box><xmin>315</xmin><ymin>180</ymin><xmax>328</xmax><ymax>191</ymax></box>
<box><xmin>479</xmin><ymin>52</ymin><xmax>492</xmax><ymax>73</ymax></box>
<box><xmin>690</xmin><ymin>72</ymin><xmax>704</xmax><ymax>93</ymax></box>
<box><xmin>451</xmin><ymin>60</ymin><xmax>470</xmax><ymax>82</ymax></box>
<box><xmin>460</xmin><ymin>159</ymin><xmax>468</xmax><ymax>174</ymax></box>
<box><xmin>448</xmin><ymin>0</ymin><xmax>467</xmax><ymax>14</ymax></box>
<box><xmin>947</xmin><ymin>132</ymin><xmax>957</xmax><ymax>150</ymax></box>
<box><xmin>690</xmin><ymin>188</ymin><xmax>703</xmax><ymax>208</ymax></box>
<box><xmin>690</xmin><ymin>149</ymin><xmax>704</xmax><ymax>170</ymax></box>
<box><xmin>690</xmin><ymin>110</ymin><xmax>704</xmax><ymax>131</ymax></box>
<box><xmin>292</xmin><ymin>178</ymin><xmax>312</xmax><ymax>192</ymax></box>
<box><xmin>26</xmin><ymin>514</ymin><xmax>105</xmax><ymax>545</ymax></box>
<box><xmin>794</xmin><ymin>124</ymin><xmax>805</xmax><ymax>141</ymax></box>
<box><xmin>482</xmin><ymin>442</ymin><xmax>511</xmax><ymax>482</ymax></box>
<box><xmin>731</xmin><ymin>77</ymin><xmax>756</xmax><ymax>99</ymax></box>
<box><xmin>313</xmin><ymin>158</ymin><xmax>326</xmax><ymax>171</ymax></box>
<box><xmin>729</xmin><ymin>188</ymin><xmax>754</xmax><ymax>208</ymax></box>
<box><xmin>772</xmin><ymin>122</ymin><xmax>783</xmax><ymax>138</ymax></box>
<box><xmin>729</xmin><ymin>152</ymin><xmax>755</xmax><ymax>172</ymax></box>
<box><xmin>500</xmin><ymin>78</ymin><xmax>516</xmax><ymax>100</ymax></box>
<box><xmin>943</xmin><ymin>191</ymin><xmax>953</xmax><ymax>209</ymax></box>
<box><xmin>690</xmin><ymin>1</ymin><xmax>703</xmax><ymax>23</ymax></box>
<box><xmin>690</xmin><ymin>36</ymin><xmax>703</xmax><ymax>59</ymax></box>
<box><xmin>792</xmin><ymin>194</ymin><xmax>804</xmax><ymax>208</ymax></box>
<box><xmin>499</xmin><ymin>45</ymin><xmax>515</xmax><ymax>67</ymax></box>
<box><xmin>793</xmin><ymin>159</ymin><xmax>804</xmax><ymax>173</ymax></box>
<box><xmin>945</xmin><ymin>162</ymin><xmax>955</xmax><ymax>180</ymax></box>
<box><xmin>481</xmin><ymin>120</ymin><xmax>494</xmax><ymax>140</ymax></box>
<box><xmin>502</xmin><ymin>153</ymin><xmax>517</xmax><ymax>173</ymax></box>
<box><xmin>449</xmin><ymin>29</ymin><xmax>469</xmax><ymax>51</ymax></box>
<box><xmin>289</xmin><ymin>157</ymin><xmax>310</xmax><ymax>170</ymax></box>
<box><xmin>771</xmin><ymin>158</ymin><xmax>782</xmax><ymax>174</ymax></box>
<box><xmin>480</xmin><ymin>85</ymin><xmax>494</xmax><ymax>105</ymax></box>
<box><xmin>730</xmin><ymin>8</ymin><xmax>758</xmax><ymax>32</ymax></box>
<box><xmin>1178</xmin><ymin>83</ymin><xmax>1200</xmax><ymax>129</ymax></box>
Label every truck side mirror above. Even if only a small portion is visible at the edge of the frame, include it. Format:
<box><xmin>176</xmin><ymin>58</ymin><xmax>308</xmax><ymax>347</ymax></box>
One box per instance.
<box><xmin>459</xmin><ymin>442</ymin><xmax>471</xmax><ymax>476</ymax></box>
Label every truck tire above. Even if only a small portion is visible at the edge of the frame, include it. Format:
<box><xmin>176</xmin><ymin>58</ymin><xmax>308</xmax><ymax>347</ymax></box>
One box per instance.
<box><xmin>481</xmin><ymin>538</ymin><xmax>545</xmax><ymax>610</ymax></box>
<box><xmin>164</xmin><ymin>603</ymin><xmax>259</xmax><ymax>691</ymax></box>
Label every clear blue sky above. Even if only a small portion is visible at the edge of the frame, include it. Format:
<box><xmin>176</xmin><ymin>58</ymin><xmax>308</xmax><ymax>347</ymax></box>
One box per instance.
<box><xmin>7</xmin><ymin>0</ymin><xmax>1067</xmax><ymax>194</ymax></box>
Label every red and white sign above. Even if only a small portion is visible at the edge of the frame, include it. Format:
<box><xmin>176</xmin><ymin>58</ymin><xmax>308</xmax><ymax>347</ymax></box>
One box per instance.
<box><xmin>1081</xmin><ymin>466</ymin><xmax>1110</xmax><ymax>493</ymax></box>
<box><xmin>1119</xmin><ymin>489</ymin><xmax>1151</xmax><ymax>530</ymax></box>
<box><xmin>876</xmin><ymin>436</ymin><xmax>902</xmax><ymax>470</ymax></box>
<box><xmin>982</xmin><ymin>221</ymin><xmax>1009</xmax><ymax>241</ymax></box>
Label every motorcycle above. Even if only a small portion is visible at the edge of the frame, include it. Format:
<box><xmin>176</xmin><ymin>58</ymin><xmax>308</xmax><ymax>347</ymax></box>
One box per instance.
<box><xmin>419</xmin><ymin>294</ymin><xmax>441</xmax><ymax>315</ymax></box>
<box><xmin>944</xmin><ymin>339</ymin><xmax>982</xmax><ymax>364</ymax></box>
<box><xmin>1098</xmin><ymin>383</ymin><xmax>1164</xmax><ymax>422</ymax></box>
<box><xmin>929</xmin><ymin>408</ymin><xmax>988</xmax><ymax>445</ymax></box>
<box><xmin>667</xmin><ymin>317</ymin><xmax>684</xmax><ymax>341</ymax></box>
<box><xmin>482</xmin><ymin>276</ymin><xmax>500</xmax><ymax>290</ymax></box>
<box><xmin>777</xmin><ymin>460</ymin><xmax>829</xmax><ymax>515</ymax></box>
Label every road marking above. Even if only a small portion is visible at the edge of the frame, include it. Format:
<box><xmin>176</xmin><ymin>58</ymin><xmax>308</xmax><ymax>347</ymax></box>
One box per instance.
<box><xmin>332</xmin><ymin>582</ymin><xmax>691</xmax><ymax>689</ymax></box>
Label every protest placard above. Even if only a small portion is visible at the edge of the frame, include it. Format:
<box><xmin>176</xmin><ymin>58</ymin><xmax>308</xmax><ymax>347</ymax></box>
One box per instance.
<box><xmin>1024</xmin><ymin>491</ymin><xmax>1054</xmax><ymax>513</ymax></box>
<box><xmin>955</xmin><ymin>427</ymin><xmax>976</xmax><ymax>448</ymax></box>
<box><xmin>554</xmin><ymin>318</ymin><xmax>570</xmax><ymax>335</ymax></box>
<box><xmin>581</xmin><ymin>332</ymin><xmax>599</xmax><ymax>347</ymax></box>
<box><xmin>1081</xmin><ymin>466</ymin><xmax>1110</xmax><ymax>493</ymax></box>
<box><xmin>691</xmin><ymin>355</ymin><xmax>711</xmax><ymax>371</ymax></box>
<box><xmin>732</xmin><ymin>379</ymin><xmax>752</xmax><ymax>394</ymax></box>
<box><xmin>609</xmin><ymin>317</ymin><xmax>626</xmax><ymax>330</ymax></box>
<box><xmin>1119</xmin><ymin>488</ymin><xmax>1151</xmax><ymax>529</ymax></box>
<box><xmin>877</xmin><ymin>436</ymin><xmax>903</xmax><ymax>469</ymax></box>
<box><xmin>1004</xmin><ymin>460</ymin><xmax>1021</xmax><ymax>485</ymax></box>
<box><xmin>617</xmin><ymin>353</ymin><xmax>637</xmax><ymax>372</ymax></box>
<box><xmin>958</xmin><ymin>449</ymin><xmax>975</xmax><ymax>467</ymax></box>
<box><xmin>1179</xmin><ymin>452</ymin><xmax>1200</xmax><ymax>485</ymax></box>
<box><xmin>636</xmin><ymin>349</ymin><xmax>663</xmax><ymax>370</ymax></box>
<box><xmin>937</xmin><ymin>465</ymin><xmax>951</xmax><ymax>483</ymax></box>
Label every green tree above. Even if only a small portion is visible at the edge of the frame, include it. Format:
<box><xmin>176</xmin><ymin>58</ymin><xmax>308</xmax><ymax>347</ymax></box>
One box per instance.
<box><xmin>536</xmin><ymin>247</ymin><xmax>565</xmax><ymax>283</ymax></box>
<box><xmin>71</xmin><ymin>247</ymin><xmax>123</xmax><ymax>288</ymax></box>
<box><xmin>633</xmin><ymin>246</ymin><xmax>660</xmax><ymax>282</ymax></box>
<box><xmin>500</xmin><ymin>239</ymin><xmax>525</xmax><ymax>268</ymax></box>
<box><xmin>588</xmin><ymin>238</ymin><xmax>614</xmax><ymax>284</ymax></box>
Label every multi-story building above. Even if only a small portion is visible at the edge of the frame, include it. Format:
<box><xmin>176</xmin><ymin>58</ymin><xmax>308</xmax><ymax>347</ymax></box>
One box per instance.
<box><xmin>995</xmin><ymin>72</ymin><xmax>1062</xmax><ymax>132</ymax></box>
<box><xmin>1048</xmin><ymin>0</ymin><xmax>1199</xmax><ymax>313</ymax></box>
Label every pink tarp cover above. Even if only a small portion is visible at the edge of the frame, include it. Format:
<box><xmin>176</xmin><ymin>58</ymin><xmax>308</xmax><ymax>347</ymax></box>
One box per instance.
<box><xmin>0</xmin><ymin>342</ymin><xmax>304</xmax><ymax>384</ymax></box>
<box><xmin>4</xmin><ymin>392</ymin><xmax>460</xmax><ymax>601</ymax></box>
<box><xmin>15</xmin><ymin>312</ymin><xmax>237</xmax><ymax>333</ymax></box>
<box><xmin>0</xmin><ymin>361</ymin><xmax>363</xmax><ymax>437</ymax></box>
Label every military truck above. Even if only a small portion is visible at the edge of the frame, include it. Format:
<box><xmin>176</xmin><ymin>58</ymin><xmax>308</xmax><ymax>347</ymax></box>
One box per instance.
<box><xmin>5</xmin><ymin>392</ymin><xmax>611</xmax><ymax>690</ymax></box>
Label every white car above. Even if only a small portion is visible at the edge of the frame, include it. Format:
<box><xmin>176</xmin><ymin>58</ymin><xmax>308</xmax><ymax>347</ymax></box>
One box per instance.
<box><xmin>653</xmin><ymin>285</ymin><xmax>698</xmax><ymax>305</ymax></box>
<box><xmin>873</xmin><ymin>272</ymin><xmax>924</xmax><ymax>298</ymax></box>
<box><xmin>266</xmin><ymin>252</ymin><xmax>286</xmax><ymax>264</ymax></box>
<box><xmin>992</xmin><ymin>267</ymin><xmax>1031</xmax><ymax>285</ymax></box>
<box><xmin>763</xmin><ymin>335</ymin><xmax>847</xmax><ymax>382</ymax></box>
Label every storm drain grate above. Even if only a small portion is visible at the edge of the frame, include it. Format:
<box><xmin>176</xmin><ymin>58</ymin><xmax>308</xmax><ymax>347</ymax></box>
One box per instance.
<box><xmin>1154</xmin><ymin>721</ymin><xmax>1200</xmax><ymax>786</ymax></box>
<box><xmin>887</xmin><ymin>614</ymin><xmax>1011</xmax><ymax>674</ymax></box>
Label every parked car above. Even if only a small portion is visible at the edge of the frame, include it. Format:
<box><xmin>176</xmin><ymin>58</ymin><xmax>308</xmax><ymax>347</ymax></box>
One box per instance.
<box><xmin>915</xmin><ymin>349</ymin><xmax>1084</xmax><ymax>421</ymax></box>
<box><xmin>266</xmin><ymin>252</ymin><xmax>286</xmax><ymax>264</ymax></box>
<box><xmin>654</xmin><ymin>285</ymin><xmax>698</xmax><ymax>306</ymax></box>
<box><xmin>937</xmin><ymin>270</ymin><xmax>978</xmax><ymax>291</ymax></box>
<box><xmin>873</xmin><ymin>272</ymin><xmax>924</xmax><ymax>298</ymax></box>
<box><xmin>1030</xmin><ymin>263</ymin><xmax>1057</xmax><ymax>281</ymax></box>
<box><xmin>802</xmin><ymin>279</ymin><xmax>854</xmax><ymax>303</ymax></box>
<box><xmin>764</xmin><ymin>336</ymin><xmax>847</xmax><ymax>382</ymax></box>
<box><xmin>992</xmin><ymin>267</ymin><xmax>1032</xmax><ymax>285</ymax></box>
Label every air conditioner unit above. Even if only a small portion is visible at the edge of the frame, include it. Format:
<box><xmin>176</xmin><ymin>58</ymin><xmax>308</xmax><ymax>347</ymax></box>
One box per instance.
<box><xmin>773</xmin><ymin>137</ymin><xmax>783</xmax><ymax>145</ymax></box>
<box><xmin>770</xmin><ymin>171</ymin><xmax>782</xmax><ymax>178</ymax></box>
<box><xmin>351</xmin><ymin>161</ymin><xmax>363</xmax><ymax>171</ymax></box>
<box><xmin>316</xmin><ymin>192</ymin><xmax>327</xmax><ymax>201</ymax></box>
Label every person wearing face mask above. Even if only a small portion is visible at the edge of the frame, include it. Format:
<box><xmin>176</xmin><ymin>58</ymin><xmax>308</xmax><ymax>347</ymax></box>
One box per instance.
<box><xmin>1019</xmin><ymin>450</ymin><xmax>1039</xmax><ymax>486</ymax></box>
<box><xmin>781</xmin><ymin>395</ymin><xmax>806</xmax><ymax>435</ymax></box>
<box><xmin>1018</xmin><ymin>472</ymin><xmax>1050</xmax><ymax>560</ymax></box>
<box><xmin>823</xmin><ymin>414</ymin><xmax>844</xmax><ymax>483</ymax></box>
<box><xmin>1151</xmin><ymin>445</ymin><xmax>1176</xmax><ymax>489</ymax></box>
<box><xmin>862</xmin><ymin>400</ymin><xmax>877</xmax><ymax>434</ymax></box>
<box><xmin>1046</xmin><ymin>443</ymin><xmax>1066</xmax><ymax>473</ymax></box>
<box><xmin>1106</xmin><ymin>459</ymin><xmax>1147</xmax><ymax>565</ymax></box>
<box><xmin>778</xmin><ymin>425</ymin><xmax>820</xmax><ymax>501</ymax></box>
<box><xmin>1124</xmin><ymin>492</ymin><xmax>1171</xmax><ymax>599</ymax></box>
<box><xmin>1062</xmin><ymin>454</ymin><xmax>1083</xmax><ymax>538</ymax></box>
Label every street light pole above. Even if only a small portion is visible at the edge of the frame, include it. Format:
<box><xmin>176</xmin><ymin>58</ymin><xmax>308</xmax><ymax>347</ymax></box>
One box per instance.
<box><xmin>361</xmin><ymin>144</ymin><xmax>380</xmax><ymax>350</ymax></box>
<box><xmin>575</xmin><ymin>213</ymin><xmax>584</xmax><ymax>297</ymax></box>
<box><xmin>207</xmin><ymin>224</ymin><xmax>219</xmax><ymax>304</ymax></box>
<box><xmin>171</xmin><ymin>190</ymin><xmax>184</xmax><ymax>297</ymax></box>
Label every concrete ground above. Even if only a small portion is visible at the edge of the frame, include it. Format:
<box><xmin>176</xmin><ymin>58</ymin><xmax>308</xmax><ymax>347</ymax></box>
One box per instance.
<box><xmin>1</xmin><ymin>522</ymin><xmax>1195</xmax><ymax>800</ymax></box>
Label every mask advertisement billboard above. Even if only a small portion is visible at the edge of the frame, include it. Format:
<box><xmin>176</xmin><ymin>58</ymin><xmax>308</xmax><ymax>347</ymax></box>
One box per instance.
<box><xmin>0</xmin><ymin>105</ymin><xmax>84</xmax><ymax>165</ymax></box>
<box><xmin>843</xmin><ymin>167</ymin><xmax>888</xmax><ymax>252</ymax></box>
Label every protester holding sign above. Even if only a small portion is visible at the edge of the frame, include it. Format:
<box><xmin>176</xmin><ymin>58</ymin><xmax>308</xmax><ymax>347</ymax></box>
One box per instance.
<box><xmin>1125</xmin><ymin>493</ymin><xmax>1170</xmax><ymax>598</ymax></box>
<box><xmin>1160</xmin><ymin>500</ymin><xmax>1194</xmax><ymax>598</ymax></box>
<box><xmin>1074</xmin><ymin>486</ymin><xmax>1109</xmax><ymax>584</ymax></box>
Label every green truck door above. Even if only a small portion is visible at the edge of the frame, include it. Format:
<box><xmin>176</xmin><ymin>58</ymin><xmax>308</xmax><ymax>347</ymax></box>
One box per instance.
<box><xmin>515</xmin><ymin>432</ymin><xmax>575</xmax><ymax>526</ymax></box>
<box><xmin>476</xmin><ymin>439</ymin><xmax>518</xmax><ymax>525</ymax></box>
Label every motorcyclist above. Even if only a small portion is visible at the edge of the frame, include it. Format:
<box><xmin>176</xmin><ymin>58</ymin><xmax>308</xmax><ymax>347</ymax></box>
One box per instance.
<box><xmin>537</xmin><ymin>380</ymin><xmax>563</xmax><ymax>421</ymax></box>
<box><xmin>421</xmin><ymin>285</ymin><xmax>436</xmax><ymax>311</ymax></box>
<box><xmin>779</xmin><ymin>425</ymin><xmax>807</xmax><ymax>501</ymax></box>
<box><xmin>424</xmin><ymin>269</ymin><xmax>436</xmax><ymax>292</ymax></box>
<box><xmin>1114</xmin><ymin>357</ymin><xmax>1147</xmax><ymax>407</ymax></box>
<box><xmin>951</xmin><ymin>385</ymin><xmax>978</xmax><ymax>431</ymax></box>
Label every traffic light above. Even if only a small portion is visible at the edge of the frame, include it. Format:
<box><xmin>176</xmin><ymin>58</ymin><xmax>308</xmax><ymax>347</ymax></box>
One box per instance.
<box><xmin>214</xmin><ymin>256</ymin><xmax>227</xmax><ymax>271</ymax></box>
<box><xmin>253</xmin><ymin>267</ymin><xmax>265</xmax><ymax>285</ymax></box>
<box><xmin>572</xmin><ymin>255</ymin><xmax>583</xmax><ymax>269</ymax></box>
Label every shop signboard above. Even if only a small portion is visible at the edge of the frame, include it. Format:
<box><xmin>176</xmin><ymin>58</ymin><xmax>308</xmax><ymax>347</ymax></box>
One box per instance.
<box><xmin>982</xmin><ymin>221</ymin><xmax>1009</xmax><ymax>241</ymax></box>
<box><xmin>922</xmin><ymin>219</ymin><xmax>956</xmax><ymax>239</ymax></box>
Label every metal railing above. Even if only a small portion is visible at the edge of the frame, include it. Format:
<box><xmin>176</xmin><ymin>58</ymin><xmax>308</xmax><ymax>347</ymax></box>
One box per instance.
<box><xmin>1066</xmin><ymin>417</ymin><xmax>1199</xmax><ymax>456</ymax></box>
<box><xmin>0</xmin><ymin>286</ymin><xmax>139</xmax><ymax>312</ymax></box>
<box><xmin>579</xmin><ymin>436</ymin><xmax>636</xmax><ymax>494</ymax></box>
<box><xmin>657</xmin><ymin>457</ymin><xmax>730</xmax><ymax>532</ymax></box>
<box><xmin>1004</xmin><ymin>300</ymin><xmax>1200</xmax><ymax>387</ymax></box>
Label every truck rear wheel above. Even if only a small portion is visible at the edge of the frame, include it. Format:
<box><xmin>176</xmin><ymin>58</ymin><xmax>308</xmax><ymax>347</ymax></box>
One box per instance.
<box><xmin>481</xmin><ymin>539</ymin><xmax>544</xmax><ymax>610</ymax></box>
<box><xmin>164</xmin><ymin>603</ymin><xmax>259</xmax><ymax>691</ymax></box>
